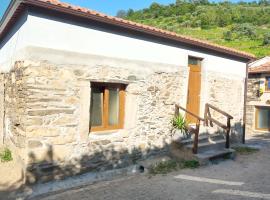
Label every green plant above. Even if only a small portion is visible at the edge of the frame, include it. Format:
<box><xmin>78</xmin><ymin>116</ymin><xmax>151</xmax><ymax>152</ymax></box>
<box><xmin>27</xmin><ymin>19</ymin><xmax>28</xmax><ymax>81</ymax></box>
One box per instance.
<box><xmin>0</xmin><ymin>148</ymin><xmax>13</xmax><ymax>162</ymax></box>
<box><xmin>149</xmin><ymin>160</ymin><xmax>178</xmax><ymax>175</ymax></box>
<box><xmin>172</xmin><ymin>114</ymin><xmax>188</xmax><ymax>133</ymax></box>
<box><xmin>263</xmin><ymin>33</ymin><xmax>270</xmax><ymax>45</ymax></box>
<box><xmin>182</xmin><ymin>160</ymin><xmax>200</xmax><ymax>169</ymax></box>
<box><xmin>232</xmin><ymin>146</ymin><xmax>259</xmax><ymax>155</ymax></box>
<box><xmin>148</xmin><ymin>159</ymin><xmax>200</xmax><ymax>175</ymax></box>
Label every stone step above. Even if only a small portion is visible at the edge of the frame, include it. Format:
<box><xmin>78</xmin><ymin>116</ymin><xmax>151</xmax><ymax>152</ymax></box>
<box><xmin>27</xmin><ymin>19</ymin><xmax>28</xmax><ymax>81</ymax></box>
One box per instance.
<box><xmin>179</xmin><ymin>133</ymin><xmax>225</xmax><ymax>146</ymax></box>
<box><xmin>185</xmin><ymin>139</ymin><xmax>226</xmax><ymax>152</ymax></box>
<box><xmin>195</xmin><ymin>148</ymin><xmax>236</xmax><ymax>165</ymax></box>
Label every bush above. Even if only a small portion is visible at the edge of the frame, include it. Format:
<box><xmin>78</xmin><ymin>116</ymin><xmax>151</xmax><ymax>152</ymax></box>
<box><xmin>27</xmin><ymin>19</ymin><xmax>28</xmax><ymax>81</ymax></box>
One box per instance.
<box><xmin>0</xmin><ymin>148</ymin><xmax>12</xmax><ymax>162</ymax></box>
<box><xmin>231</xmin><ymin>23</ymin><xmax>257</xmax><ymax>39</ymax></box>
<box><xmin>263</xmin><ymin>33</ymin><xmax>270</xmax><ymax>45</ymax></box>
<box><xmin>223</xmin><ymin>30</ymin><xmax>233</xmax><ymax>41</ymax></box>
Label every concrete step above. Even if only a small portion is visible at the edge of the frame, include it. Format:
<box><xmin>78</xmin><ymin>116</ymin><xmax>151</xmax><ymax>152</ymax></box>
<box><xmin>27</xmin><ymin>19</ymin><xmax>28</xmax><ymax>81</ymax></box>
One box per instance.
<box><xmin>180</xmin><ymin>133</ymin><xmax>225</xmax><ymax>146</ymax></box>
<box><xmin>195</xmin><ymin>148</ymin><xmax>236</xmax><ymax>165</ymax></box>
<box><xmin>185</xmin><ymin>139</ymin><xmax>226</xmax><ymax>152</ymax></box>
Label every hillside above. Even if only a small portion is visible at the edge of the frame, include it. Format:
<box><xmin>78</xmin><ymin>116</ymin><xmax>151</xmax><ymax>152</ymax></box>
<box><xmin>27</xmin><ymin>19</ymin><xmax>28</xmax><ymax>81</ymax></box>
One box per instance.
<box><xmin>120</xmin><ymin>1</ymin><xmax>270</xmax><ymax>58</ymax></box>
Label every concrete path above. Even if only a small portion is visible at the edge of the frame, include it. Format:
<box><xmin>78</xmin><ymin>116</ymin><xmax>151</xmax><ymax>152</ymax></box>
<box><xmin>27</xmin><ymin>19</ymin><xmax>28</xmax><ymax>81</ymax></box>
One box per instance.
<box><xmin>32</xmin><ymin>134</ymin><xmax>270</xmax><ymax>200</ymax></box>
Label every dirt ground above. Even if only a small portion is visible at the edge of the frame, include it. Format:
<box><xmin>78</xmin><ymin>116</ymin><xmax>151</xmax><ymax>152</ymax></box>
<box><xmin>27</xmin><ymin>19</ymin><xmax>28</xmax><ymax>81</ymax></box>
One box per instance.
<box><xmin>1</xmin><ymin>134</ymin><xmax>270</xmax><ymax>200</ymax></box>
<box><xmin>34</xmin><ymin>134</ymin><xmax>270</xmax><ymax>200</ymax></box>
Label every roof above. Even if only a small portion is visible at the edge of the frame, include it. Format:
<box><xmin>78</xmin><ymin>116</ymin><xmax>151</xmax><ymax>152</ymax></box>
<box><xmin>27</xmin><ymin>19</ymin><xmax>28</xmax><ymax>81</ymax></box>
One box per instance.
<box><xmin>0</xmin><ymin>0</ymin><xmax>256</xmax><ymax>61</ymax></box>
<box><xmin>249</xmin><ymin>61</ymin><xmax>270</xmax><ymax>74</ymax></box>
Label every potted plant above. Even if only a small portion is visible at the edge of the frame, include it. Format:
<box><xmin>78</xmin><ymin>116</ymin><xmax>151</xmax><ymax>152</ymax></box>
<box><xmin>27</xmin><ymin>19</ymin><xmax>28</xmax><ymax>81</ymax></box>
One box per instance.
<box><xmin>171</xmin><ymin>114</ymin><xmax>190</xmax><ymax>140</ymax></box>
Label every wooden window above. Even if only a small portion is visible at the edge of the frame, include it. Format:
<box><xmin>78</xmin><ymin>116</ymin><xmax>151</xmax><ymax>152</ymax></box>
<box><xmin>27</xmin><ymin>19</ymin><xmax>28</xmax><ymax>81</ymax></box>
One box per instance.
<box><xmin>265</xmin><ymin>76</ymin><xmax>270</xmax><ymax>91</ymax></box>
<box><xmin>90</xmin><ymin>83</ymin><xmax>125</xmax><ymax>132</ymax></box>
<box><xmin>255</xmin><ymin>106</ymin><xmax>270</xmax><ymax>131</ymax></box>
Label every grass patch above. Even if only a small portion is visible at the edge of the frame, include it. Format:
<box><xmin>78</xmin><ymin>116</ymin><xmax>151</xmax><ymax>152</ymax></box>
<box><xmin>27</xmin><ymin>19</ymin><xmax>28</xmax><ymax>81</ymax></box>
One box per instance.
<box><xmin>149</xmin><ymin>159</ymin><xmax>200</xmax><ymax>175</ymax></box>
<box><xmin>0</xmin><ymin>148</ymin><xmax>13</xmax><ymax>162</ymax></box>
<box><xmin>183</xmin><ymin>160</ymin><xmax>200</xmax><ymax>169</ymax></box>
<box><xmin>232</xmin><ymin>146</ymin><xmax>259</xmax><ymax>155</ymax></box>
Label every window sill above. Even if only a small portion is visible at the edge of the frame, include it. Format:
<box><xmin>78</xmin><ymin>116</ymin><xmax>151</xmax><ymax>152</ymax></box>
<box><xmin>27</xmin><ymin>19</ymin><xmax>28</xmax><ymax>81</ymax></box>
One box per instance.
<box><xmin>90</xmin><ymin>129</ymin><xmax>121</xmax><ymax>135</ymax></box>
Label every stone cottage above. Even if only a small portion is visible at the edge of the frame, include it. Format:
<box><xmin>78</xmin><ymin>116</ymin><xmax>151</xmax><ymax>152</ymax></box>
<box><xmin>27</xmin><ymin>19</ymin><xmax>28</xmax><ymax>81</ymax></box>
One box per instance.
<box><xmin>0</xmin><ymin>0</ymin><xmax>255</xmax><ymax>183</ymax></box>
<box><xmin>247</xmin><ymin>57</ymin><xmax>270</xmax><ymax>136</ymax></box>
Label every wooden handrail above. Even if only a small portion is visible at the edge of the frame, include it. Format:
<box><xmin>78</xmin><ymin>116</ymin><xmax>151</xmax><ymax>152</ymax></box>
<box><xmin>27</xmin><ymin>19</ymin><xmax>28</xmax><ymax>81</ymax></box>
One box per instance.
<box><xmin>205</xmin><ymin>103</ymin><xmax>233</xmax><ymax>119</ymax></box>
<box><xmin>175</xmin><ymin>104</ymin><xmax>204</xmax><ymax>154</ymax></box>
<box><xmin>175</xmin><ymin>104</ymin><xmax>204</xmax><ymax>121</ymax></box>
<box><xmin>205</xmin><ymin>116</ymin><xmax>228</xmax><ymax>130</ymax></box>
<box><xmin>204</xmin><ymin>103</ymin><xmax>233</xmax><ymax>149</ymax></box>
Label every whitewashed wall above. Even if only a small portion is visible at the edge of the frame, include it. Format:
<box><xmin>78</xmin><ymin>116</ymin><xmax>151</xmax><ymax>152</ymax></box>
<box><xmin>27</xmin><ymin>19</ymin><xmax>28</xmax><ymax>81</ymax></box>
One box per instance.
<box><xmin>0</xmin><ymin>11</ymin><xmax>247</xmax><ymax>77</ymax></box>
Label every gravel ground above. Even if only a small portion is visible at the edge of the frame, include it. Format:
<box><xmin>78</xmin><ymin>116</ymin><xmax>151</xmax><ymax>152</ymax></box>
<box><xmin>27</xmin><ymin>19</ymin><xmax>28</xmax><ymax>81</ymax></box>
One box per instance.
<box><xmin>33</xmin><ymin>135</ymin><xmax>270</xmax><ymax>200</ymax></box>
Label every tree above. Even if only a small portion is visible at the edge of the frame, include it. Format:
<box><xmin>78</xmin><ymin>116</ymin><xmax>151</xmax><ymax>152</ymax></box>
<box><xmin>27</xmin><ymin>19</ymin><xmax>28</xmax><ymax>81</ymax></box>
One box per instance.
<box><xmin>116</xmin><ymin>10</ymin><xmax>127</xmax><ymax>18</ymax></box>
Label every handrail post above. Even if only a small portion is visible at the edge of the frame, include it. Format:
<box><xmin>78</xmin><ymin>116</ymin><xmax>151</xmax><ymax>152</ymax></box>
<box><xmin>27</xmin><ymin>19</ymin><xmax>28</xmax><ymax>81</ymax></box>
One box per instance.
<box><xmin>175</xmin><ymin>104</ymin><xmax>179</xmax><ymax>117</ymax></box>
<box><xmin>226</xmin><ymin>118</ymin><xmax>231</xmax><ymax>148</ymax></box>
<box><xmin>192</xmin><ymin>120</ymin><xmax>200</xmax><ymax>154</ymax></box>
<box><xmin>204</xmin><ymin>105</ymin><xmax>208</xmax><ymax>126</ymax></box>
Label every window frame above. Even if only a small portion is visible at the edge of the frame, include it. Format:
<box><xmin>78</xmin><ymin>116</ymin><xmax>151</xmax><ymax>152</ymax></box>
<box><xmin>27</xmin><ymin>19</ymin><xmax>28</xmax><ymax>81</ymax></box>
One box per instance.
<box><xmin>255</xmin><ymin>106</ymin><xmax>270</xmax><ymax>132</ymax></box>
<box><xmin>90</xmin><ymin>82</ymin><xmax>125</xmax><ymax>132</ymax></box>
<box><xmin>265</xmin><ymin>76</ymin><xmax>270</xmax><ymax>92</ymax></box>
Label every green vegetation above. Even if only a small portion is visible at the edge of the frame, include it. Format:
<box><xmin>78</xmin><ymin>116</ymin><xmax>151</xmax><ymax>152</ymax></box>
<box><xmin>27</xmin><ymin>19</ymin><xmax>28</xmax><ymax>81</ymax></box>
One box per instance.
<box><xmin>233</xmin><ymin>146</ymin><xmax>259</xmax><ymax>155</ymax></box>
<box><xmin>0</xmin><ymin>148</ymin><xmax>12</xmax><ymax>162</ymax></box>
<box><xmin>149</xmin><ymin>159</ymin><xmax>200</xmax><ymax>175</ymax></box>
<box><xmin>172</xmin><ymin>114</ymin><xmax>188</xmax><ymax>133</ymax></box>
<box><xmin>118</xmin><ymin>0</ymin><xmax>270</xmax><ymax>57</ymax></box>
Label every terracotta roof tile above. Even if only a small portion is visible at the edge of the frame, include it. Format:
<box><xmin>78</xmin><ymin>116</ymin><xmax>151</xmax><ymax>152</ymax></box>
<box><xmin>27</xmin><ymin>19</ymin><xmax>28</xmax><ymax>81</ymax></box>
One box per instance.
<box><xmin>249</xmin><ymin>62</ymin><xmax>270</xmax><ymax>74</ymax></box>
<box><xmin>1</xmin><ymin>0</ymin><xmax>256</xmax><ymax>60</ymax></box>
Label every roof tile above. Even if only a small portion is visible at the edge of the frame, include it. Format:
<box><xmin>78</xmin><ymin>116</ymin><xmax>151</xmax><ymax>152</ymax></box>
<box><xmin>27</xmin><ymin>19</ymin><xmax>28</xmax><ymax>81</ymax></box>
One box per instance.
<box><xmin>249</xmin><ymin>62</ymin><xmax>270</xmax><ymax>73</ymax></box>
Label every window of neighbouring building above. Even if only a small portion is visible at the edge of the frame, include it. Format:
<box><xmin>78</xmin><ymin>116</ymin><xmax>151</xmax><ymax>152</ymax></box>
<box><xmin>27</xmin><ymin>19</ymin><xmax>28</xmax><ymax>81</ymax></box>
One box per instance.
<box><xmin>265</xmin><ymin>76</ymin><xmax>270</xmax><ymax>91</ymax></box>
<box><xmin>255</xmin><ymin>106</ymin><xmax>270</xmax><ymax>131</ymax></box>
<box><xmin>90</xmin><ymin>83</ymin><xmax>125</xmax><ymax>132</ymax></box>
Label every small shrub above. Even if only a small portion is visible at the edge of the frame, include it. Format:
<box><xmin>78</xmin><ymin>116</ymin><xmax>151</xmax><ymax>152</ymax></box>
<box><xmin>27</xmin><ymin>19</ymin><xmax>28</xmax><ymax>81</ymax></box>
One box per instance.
<box><xmin>263</xmin><ymin>33</ymin><xmax>270</xmax><ymax>46</ymax></box>
<box><xmin>223</xmin><ymin>30</ymin><xmax>232</xmax><ymax>41</ymax></box>
<box><xmin>233</xmin><ymin>146</ymin><xmax>259</xmax><ymax>155</ymax></box>
<box><xmin>0</xmin><ymin>148</ymin><xmax>13</xmax><ymax>162</ymax></box>
<box><xmin>182</xmin><ymin>160</ymin><xmax>200</xmax><ymax>169</ymax></box>
<box><xmin>149</xmin><ymin>159</ymin><xmax>200</xmax><ymax>175</ymax></box>
<box><xmin>149</xmin><ymin>160</ymin><xmax>178</xmax><ymax>175</ymax></box>
<box><xmin>172</xmin><ymin>114</ymin><xmax>188</xmax><ymax>133</ymax></box>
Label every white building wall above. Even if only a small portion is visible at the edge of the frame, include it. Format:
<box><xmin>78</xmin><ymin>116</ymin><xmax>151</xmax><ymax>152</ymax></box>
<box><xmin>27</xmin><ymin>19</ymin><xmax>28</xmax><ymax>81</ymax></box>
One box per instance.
<box><xmin>0</xmin><ymin>12</ymin><xmax>247</xmax><ymax>77</ymax></box>
<box><xmin>0</xmin><ymin>12</ymin><xmax>29</xmax><ymax>72</ymax></box>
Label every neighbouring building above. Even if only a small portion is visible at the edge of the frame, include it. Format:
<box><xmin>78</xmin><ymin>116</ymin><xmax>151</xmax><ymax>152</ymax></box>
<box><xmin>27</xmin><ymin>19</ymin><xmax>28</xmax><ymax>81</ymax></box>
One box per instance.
<box><xmin>0</xmin><ymin>0</ymin><xmax>255</xmax><ymax>183</ymax></box>
<box><xmin>247</xmin><ymin>56</ymin><xmax>270</xmax><ymax>136</ymax></box>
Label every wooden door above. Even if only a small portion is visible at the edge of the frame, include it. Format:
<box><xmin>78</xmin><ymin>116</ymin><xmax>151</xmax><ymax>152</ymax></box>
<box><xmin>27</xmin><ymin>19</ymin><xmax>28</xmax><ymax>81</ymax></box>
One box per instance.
<box><xmin>186</xmin><ymin>64</ymin><xmax>201</xmax><ymax>124</ymax></box>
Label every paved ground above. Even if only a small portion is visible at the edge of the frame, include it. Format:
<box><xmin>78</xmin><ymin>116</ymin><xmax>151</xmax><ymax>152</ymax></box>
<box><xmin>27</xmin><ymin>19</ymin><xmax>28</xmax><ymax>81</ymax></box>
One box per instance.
<box><xmin>34</xmin><ymin>135</ymin><xmax>270</xmax><ymax>200</ymax></box>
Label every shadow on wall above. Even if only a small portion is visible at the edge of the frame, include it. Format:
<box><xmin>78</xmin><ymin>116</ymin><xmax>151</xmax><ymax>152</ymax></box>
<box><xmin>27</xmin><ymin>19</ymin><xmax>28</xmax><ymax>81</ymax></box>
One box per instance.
<box><xmin>24</xmin><ymin>139</ymin><xmax>172</xmax><ymax>185</ymax></box>
<box><xmin>0</xmin><ymin>122</ymin><xmax>244</xmax><ymax>198</ymax></box>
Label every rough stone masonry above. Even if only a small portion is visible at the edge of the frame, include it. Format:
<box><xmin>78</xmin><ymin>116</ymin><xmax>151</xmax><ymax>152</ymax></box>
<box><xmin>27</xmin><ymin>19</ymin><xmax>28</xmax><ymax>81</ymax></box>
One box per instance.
<box><xmin>2</xmin><ymin>57</ymin><xmax>186</xmax><ymax>183</ymax></box>
<box><xmin>0</xmin><ymin>49</ymin><xmax>246</xmax><ymax>184</ymax></box>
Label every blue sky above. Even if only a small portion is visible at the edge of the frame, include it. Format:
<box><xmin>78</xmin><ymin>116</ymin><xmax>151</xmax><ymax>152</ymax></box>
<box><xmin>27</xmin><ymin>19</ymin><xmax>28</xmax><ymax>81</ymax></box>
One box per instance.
<box><xmin>0</xmin><ymin>0</ymin><xmax>255</xmax><ymax>20</ymax></box>
<box><xmin>0</xmin><ymin>0</ymin><xmax>176</xmax><ymax>19</ymax></box>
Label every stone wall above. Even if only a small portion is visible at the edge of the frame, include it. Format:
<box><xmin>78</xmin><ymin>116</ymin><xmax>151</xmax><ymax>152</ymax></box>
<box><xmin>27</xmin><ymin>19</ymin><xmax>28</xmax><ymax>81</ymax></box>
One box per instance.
<box><xmin>201</xmin><ymin>71</ymin><xmax>245</xmax><ymax>142</ymax></box>
<box><xmin>246</xmin><ymin>73</ymin><xmax>270</xmax><ymax>136</ymax></box>
<box><xmin>3</xmin><ymin>59</ymin><xmax>187</xmax><ymax>183</ymax></box>
<box><xmin>246</xmin><ymin>74</ymin><xmax>260</xmax><ymax>136</ymax></box>
<box><xmin>1</xmin><ymin>55</ymin><xmax>247</xmax><ymax>183</ymax></box>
